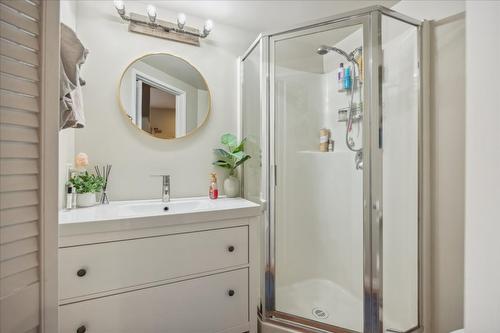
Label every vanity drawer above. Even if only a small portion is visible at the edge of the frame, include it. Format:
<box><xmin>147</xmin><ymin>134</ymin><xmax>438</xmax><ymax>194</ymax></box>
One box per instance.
<box><xmin>59</xmin><ymin>226</ymin><xmax>248</xmax><ymax>300</ymax></box>
<box><xmin>60</xmin><ymin>268</ymin><xmax>249</xmax><ymax>333</ymax></box>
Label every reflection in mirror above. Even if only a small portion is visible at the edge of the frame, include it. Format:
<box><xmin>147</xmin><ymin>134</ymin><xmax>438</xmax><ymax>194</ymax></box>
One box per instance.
<box><xmin>119</xmin><ymin>54</ymin><xmax>210</xmax><ymax>139</ymax></box>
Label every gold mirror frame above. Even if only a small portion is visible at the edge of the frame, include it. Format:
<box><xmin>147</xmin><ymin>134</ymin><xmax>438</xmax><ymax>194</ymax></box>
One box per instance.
<box><xmin>117</xmin><ymin>52</ymin><xmax>212</xmax><ymax>140</ymax></box>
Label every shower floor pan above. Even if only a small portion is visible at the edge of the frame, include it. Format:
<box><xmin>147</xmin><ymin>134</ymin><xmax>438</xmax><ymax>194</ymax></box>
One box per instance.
<box><xmin>276</xmin><ymin>278</ymin><xmax>363</xmax><ymax>332</ymax></box>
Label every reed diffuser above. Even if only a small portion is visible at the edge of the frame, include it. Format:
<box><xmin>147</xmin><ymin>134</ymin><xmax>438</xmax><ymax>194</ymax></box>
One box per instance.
<box><xmin>95</xmin><ymin>164</ymin><xmax>112</xmax><ymax>204</ymax></box>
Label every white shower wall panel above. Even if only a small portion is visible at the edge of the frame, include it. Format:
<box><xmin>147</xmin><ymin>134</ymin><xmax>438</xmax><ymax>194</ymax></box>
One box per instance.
<box><xmin>274</xmin><ymin>65</ymin><xmax>363</xmax><ymax>306</ymax></box>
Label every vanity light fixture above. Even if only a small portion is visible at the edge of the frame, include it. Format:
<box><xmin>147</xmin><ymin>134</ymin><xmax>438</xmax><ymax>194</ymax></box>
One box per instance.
<box><xmin>177</xmin><ymin>13</ymin><xmax>186</xmax><ymax>29</ymax></box>
<box><xmin>146</xmin><ymin>5</ymin><xmax>157</xmax><ymax>24</ymax></box>
<box><xmin>113</xmin><ymin>1</ymin><xmax>213</xmax><ymax>46</ymax></box>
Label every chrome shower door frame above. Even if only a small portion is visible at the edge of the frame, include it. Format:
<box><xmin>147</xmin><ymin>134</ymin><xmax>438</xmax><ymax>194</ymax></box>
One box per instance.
<box><xmin>266</xmin><ymin>13</ymin><xmax>374</xmax><ymax>333</ymax></box>
<box><xmin>246</xmin><ymin>6</ymin><xmax>424</xmax><ymax>333</ymax></box>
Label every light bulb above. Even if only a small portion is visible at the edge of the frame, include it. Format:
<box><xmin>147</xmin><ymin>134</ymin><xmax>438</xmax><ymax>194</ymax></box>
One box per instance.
<box><xmin>146</xmin><ymin>4</ymin><xmax>157</xmax><ymax>23</ymax></box>
<box><xmin>177</xmin><ymin>13</ymin><xmax>186</xmax><ymax>29</ymax></box>
<box><xmin>114</xmin><ymin>0</ymin><xmax>124</xmax><ymax>10</ymax></box>
<box><xmin>114</xmin><ymin>0</ymin><xmax>126</xmax><ymax>15</ymax></box>
<box><xmin>203</xmin><ymin>19</ymin><xmax>213</xmax><ymax>35</ymax></box>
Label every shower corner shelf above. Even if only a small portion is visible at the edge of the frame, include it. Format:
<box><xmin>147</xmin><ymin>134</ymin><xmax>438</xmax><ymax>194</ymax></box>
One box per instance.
<box><xmin>298</xmin><ymin>150</ymin><xmax>335</xmax><ymax>154</ymax></box>
<box><xmin>337</xmin><ymin>105</ymin><xmax>363</xmax><ymax>123</ymax></box>
<box><xmin>297</xmin><ymin>150</ymin><xmax>347</xmax><ymax>155</ymax></box>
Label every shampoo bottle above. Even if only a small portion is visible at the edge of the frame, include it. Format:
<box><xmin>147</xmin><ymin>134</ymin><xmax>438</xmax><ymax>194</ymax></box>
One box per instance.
<box><xmin>344</xmin><ymin>66</ymin><xmax>352</xmax><ymax>90</ymax></box>
<box><xmin>209</xmin><ymin>173</ymin><xmax>219</xmax><ymax>199</ymax></box>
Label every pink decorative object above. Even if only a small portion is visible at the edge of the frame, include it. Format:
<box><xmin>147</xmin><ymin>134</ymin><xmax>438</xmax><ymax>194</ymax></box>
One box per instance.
<box><xmin>75</xmin><ymin>152</ymin><xmax>89</xmax><ymax>170</ymax></box>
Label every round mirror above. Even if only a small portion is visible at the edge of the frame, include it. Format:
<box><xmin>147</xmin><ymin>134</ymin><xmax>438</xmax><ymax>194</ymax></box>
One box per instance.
<box><xmin>119</xmin><ymin>53</ymin><xmax>210</xmax><ymax>139</ymax></box>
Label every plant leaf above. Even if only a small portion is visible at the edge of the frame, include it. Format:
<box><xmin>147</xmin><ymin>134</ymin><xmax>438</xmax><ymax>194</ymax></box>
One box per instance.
<box><xmin>221</xmin><ymin>133</ymin><xmax>237</xmax><ymax>150</ymax></box>
<box><xmin>234</xmin><ymin>154</ymin><xmax>251</xmax><ymax>168</ymax></box>
<box><xmin>213</xmin><ymin>134</ymin><xmax>251</xmax><ymax>171</ymax></box>
<box><xmin>230</xmin><ymin>151</ymin><xmax>245</xmax><ymax>160</ymax></box>
<box><xmin>212</xmin><ymin>160</ymin><xmax>232</xmax><ymax>169</ymax></box>
<box><xmin>213</xmin><ymin>148</ymin><xmax>235</xmax><ymax>164</ymax></box>
<box><xmin>69</xmin><ymin>171</ymin><xmax>105</xmax><ymax>194</ymax></box>
<box><xmin>232</xmin><ymin>137</ymin><xmax>246</xmax><ymax>153</ymax></box>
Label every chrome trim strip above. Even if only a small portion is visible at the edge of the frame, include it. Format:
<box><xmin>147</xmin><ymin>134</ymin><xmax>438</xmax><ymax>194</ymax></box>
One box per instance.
<box><xmin>263</xmin><ymin>34</ymin><xmax>274</xmax><ymax>317</ymax></box>
<box><xmin>241</xmin><ymin>33</ymin><xmax>263</xmax><ymax>62</ymax></box>
<box><xmin>257</xmin><ymin>6</ymin><xmax>421</xmax><ymax>40</ymax></box>
<box><xmin>362</xmin><ymin>11</ymin><xmax>373</xmax><ymax>333</ymax></box>
<box><xmin>385</xmin><ymin>324</ymin><xmax>421</xmax><ymax>333</ymax></box>
<box><xmin>419</xmin><ymin>20</ymin><xmax>431</xmax><ymax>333</ymax></box>
<box><xmin>272</xmin><ymin>311</ymin><xmax>360</xmax><ymax>333</ymax></box>
<box><xmin>367</xmin><ymin>11</ymin><xmax>384</xmax><ymax>333</ymax></box>
<box><xmin>416</xmin><ymin>19</ymin><xmax>425</xmax><ymax>333</ymax></box>
<box><xmin>377</xmin><ymin>6</ymin><xmax>422</xmax><ymax>26</ymax></box>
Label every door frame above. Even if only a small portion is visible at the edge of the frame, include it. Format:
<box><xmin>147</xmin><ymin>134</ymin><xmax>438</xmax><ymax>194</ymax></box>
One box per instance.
<box><xmin>130</xmin><ymin>68</ymin><xmax>187</xmax><ymax>137</ymax></box>
<box><xmin>40</xmin><ymin>0</ymin><xmax>61</xmax><ymax>332</ymax></box>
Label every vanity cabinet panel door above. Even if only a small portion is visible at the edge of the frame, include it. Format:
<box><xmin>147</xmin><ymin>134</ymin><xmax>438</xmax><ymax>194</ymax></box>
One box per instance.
<box><xmin>59</xmin><ymin>226</ymin><xmax>248</xmax><ymax>300</ymax></box>
<box><xmin>59</xmin><ymin>268</ymin><xmax>249</xmax><ymax>333</ymax></box>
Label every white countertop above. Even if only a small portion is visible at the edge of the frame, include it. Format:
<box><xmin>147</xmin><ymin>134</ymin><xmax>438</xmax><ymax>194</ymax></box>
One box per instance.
<box><xmin>60</xmin><ymin>197</ymin><xmax>260</xmax><ymax>224</ymax></box>
<box><xmin>59</xmin><ymin>197</ymin><xmax>261</xmax><ymax>244</ymax></box>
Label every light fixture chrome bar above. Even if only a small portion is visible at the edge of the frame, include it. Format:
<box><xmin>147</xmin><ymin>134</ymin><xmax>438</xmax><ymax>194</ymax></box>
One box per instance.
<box><xmin>113</xmin><ymin>1</ymin><xmax>213</xmax><ymax>40</ymax></box>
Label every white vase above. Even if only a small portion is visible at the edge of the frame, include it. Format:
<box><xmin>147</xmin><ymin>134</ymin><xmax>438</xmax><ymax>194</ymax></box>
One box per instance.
<box><xmin>77</xmin><ymin>192</ymin><xmax>97</xmax><ymax>207</ymax></box>
<box><xmin>223</xmin><ymin>175</ymin><xmax>240</xmax><ymax>198</ymax></box>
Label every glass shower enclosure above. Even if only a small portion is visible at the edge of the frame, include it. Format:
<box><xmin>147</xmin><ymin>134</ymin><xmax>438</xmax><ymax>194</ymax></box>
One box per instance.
<box><xmin>240</xmin><ymin>6</ymin><xmax>423</xmax><ymax>333</ymax></box>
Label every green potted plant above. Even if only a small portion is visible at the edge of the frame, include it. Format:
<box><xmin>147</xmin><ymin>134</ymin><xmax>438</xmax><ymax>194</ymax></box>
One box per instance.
<box><xmin>213</xmin><ymin>133</ymin><xmax>251</xmax><ymax>197</ymax></box>
<box><xmin>69</xmin><ymin>171</ymin><xmax>105</xmax><ymax>207</ymax></box>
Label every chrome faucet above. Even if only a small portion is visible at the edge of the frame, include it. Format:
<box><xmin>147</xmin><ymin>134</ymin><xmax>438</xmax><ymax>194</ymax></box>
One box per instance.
<box><xmin>161</xmin><ymin>175</ymin><xmax>170</xmax><ymax>202</ymax></box>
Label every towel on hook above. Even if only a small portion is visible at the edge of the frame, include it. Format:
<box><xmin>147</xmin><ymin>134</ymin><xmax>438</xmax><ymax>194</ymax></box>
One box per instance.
<box><xmin>60</xmin><ymin>23</ymin><xmax>89</xmax><ymax>129</ymax></box>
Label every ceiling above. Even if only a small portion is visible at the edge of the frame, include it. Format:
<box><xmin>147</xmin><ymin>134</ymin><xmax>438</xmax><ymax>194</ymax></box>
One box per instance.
<box><xmin>150</xmin><ymin>0</ymin><xmax>399</xmax><ymax>33</ymax></box>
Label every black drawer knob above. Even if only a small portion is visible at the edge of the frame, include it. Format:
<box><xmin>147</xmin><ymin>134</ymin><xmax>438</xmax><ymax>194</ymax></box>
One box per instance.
<box><xmin>76</xmin><ymin>325</ymin><xmax>86</xmax><ymax>333</ymax></box>
<box><xmin>227</xmin><ymin>245</ymin><xmax>235</xmax><ymax>252</ymax></box>
<box><xmin>77</xmin><ymin>269</ymin><xmax>87</xmax><ymax>277</ymax></box>
<box><xmin>228</xmin><ymin>289</ymin><xmax>235</xmax><ymax>297</ymax></box>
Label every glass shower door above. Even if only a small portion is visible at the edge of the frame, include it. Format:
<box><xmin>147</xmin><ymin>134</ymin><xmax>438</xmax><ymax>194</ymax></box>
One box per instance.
<box><xmin>270</xmin><ymin>19</ymin><xmax>368</xmax><ymax>332</ymax></box>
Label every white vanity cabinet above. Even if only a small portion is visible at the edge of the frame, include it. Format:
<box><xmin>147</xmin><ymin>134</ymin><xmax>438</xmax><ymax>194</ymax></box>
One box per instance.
<box><xmin>58</xmin><ymin>198</ymin><xmax>261</xmax><ymax>333</ymax></box>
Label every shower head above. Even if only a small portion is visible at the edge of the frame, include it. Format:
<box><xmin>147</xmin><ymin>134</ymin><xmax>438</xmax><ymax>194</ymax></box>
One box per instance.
<box><xmin>316</xmin><ymin>45</ymin><xmax>330</xmax><ymax>55</ymax></box>
<box><xmin>316</xmin><ymin>45</ymin><xmax>362</xmax><ymax>67</ymax></box>
<box><xmin>316</xmin><ymin>45</ymin><xmax>351</xmax><ymax>60</ymax></box>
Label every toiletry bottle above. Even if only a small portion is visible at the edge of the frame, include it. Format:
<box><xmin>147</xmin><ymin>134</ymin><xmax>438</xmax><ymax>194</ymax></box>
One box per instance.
<box><xmin>344</xmin><ymin>66</ymin><xmax>352</xmax><ymax>90</ymax></box>
<box><xmin>328</xmin><ymin>139</ymin><xmax>334</xmax><ymax>152</ymax></box>
<box><xmin>71</xmin><ymin>186</ymin><xmax>77</xmax><ymax>208</ymax></box>
<box><xmin>337</xmin><ymin>63</ymin><xmax>344</xmax><ymax>91</ymax></box>
<box><xmin>320</xmin><ymin>128</ymin><xmax>330</xmax><ymax>152</ymax></box>
<box><xmin>209</xmin><ymin>173</ymin><xmax>219</xmax><ymax>199</ymax></box>
<box><xmin>66</xmin><ymin>185</ymin><xmax>74</xmax><ymax>210</ymax></box>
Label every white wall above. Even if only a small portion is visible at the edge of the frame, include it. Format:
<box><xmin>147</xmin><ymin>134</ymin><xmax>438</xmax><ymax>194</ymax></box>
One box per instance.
<box><xmin>391</xmin><ymin>2</ymin><xmax>466</xmax><ymax>333</ymax></box>
<box><xmin>429</xmin><ymin>12</ymin><xmax>466</xmax><ymax>333</ymax></box>
<box><xmin>464</xmin><ymin>1</ymin><xmax>500</xmax><ymax>332</ymax></box>
<box><xmin>68</xmin><ymin>1</ymin><xmax>254</xmax><ymax>200</ymax></box>
<box><xmin>58</xmin><ymin>0</ymin><xmax>77</xmax><ymax>208</ymax></box>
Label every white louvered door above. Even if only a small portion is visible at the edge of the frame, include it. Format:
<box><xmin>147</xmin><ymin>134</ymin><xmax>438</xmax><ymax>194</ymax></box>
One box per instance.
<box><xmin>0</xmin><ymin>1</ymin><xmax>43</xmax><ymax>332</ymax></box>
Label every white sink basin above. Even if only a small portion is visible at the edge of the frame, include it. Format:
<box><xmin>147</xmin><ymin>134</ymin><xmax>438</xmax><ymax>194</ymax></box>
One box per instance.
<box><xmin>59</xmin><ymin>197</ymin><xmax>260</xmax><ymax>225</ymax></box>
<box><xmin>120</xmin><ymin>200</ymin><xmax>209</xmax><ymax>215</ymax></box>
